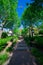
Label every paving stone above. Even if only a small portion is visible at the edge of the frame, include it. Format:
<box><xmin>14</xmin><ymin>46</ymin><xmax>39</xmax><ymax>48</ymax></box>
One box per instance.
<box><xmin>7</xmin><ymin>39</ymin><xmax>37</xmax><ymax>65</ymax></box>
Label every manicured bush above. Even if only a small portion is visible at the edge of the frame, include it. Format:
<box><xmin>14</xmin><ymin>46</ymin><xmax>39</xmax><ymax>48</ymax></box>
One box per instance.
<box><xmin>1</xmin><ymin>32</ymin><xmax>8</xmax><ymax>38</ymax></box>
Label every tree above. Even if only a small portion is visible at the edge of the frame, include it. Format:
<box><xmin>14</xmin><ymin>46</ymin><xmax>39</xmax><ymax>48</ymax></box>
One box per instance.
<box><xmin>0</xmin><ymin>0</ymin><xmax>19</xmax><ymax>29</ymax></box>
<box><xmin>22</xmin><ymin>0</ymin><xmax>43</xmax><ymax>37</ymax></box>
<box><xmin>0</xmin><ymin>0</ymin><xmax>21</xmax><ymax>37</ymax></box>
<box><xmin>22</xmin><ymin>28</ymin><xmax>28</xmax><ymax>37</ymax></box>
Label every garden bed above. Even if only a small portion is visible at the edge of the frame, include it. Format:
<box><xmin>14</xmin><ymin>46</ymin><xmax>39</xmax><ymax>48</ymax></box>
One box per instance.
<box><xmin>0</xmin><ymin>37</ymin><xmax>13</xmax><ymax>52</ymax></box>
<box><xmin>0</xmin><ymin>53</ymin><xmax>9</xmax><ymax>65</ymax></box>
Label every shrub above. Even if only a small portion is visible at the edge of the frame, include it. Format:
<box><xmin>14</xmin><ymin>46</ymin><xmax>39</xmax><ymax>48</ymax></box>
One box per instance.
<box><xmin>39</xmin><ymin>30</ymin><xmax>43</xmax><ymax>35</ymax></box>
<box><xmin>24</xmin><ymin>36</ymin><xmax>30</xmax><ymax>46</ymax></box>
<box><xmin>1</xmin><ymin>32</ymin><xmax>8</xmax><ymax>38</ymax></box>
<box><xmin>31</xmin><ymin>48</ymin><xmax>43</xmax><ymax>65</ymax></box>
<box><xmin>0</xmin><ymin>53</ymin><xmax>9</xmax><ymax>65</ymax></box>
<box><xmin>0</xmin><ymin>37</ymin><xmax>13</xmax><ymax>51</ymax></box>
<box><xmin>6</xmin><ymin>41</ymin><xmax>16</xmax><ymax>52</ymax></box>
<box><xmin>6</xmin><ymin>46</ymin><xmax>13</xmax><ymax>52</ymax></box>
<box><xmin>34</xmin><ymin>36</ymin><xmax>43</xmax><ymax>48</ymax></box>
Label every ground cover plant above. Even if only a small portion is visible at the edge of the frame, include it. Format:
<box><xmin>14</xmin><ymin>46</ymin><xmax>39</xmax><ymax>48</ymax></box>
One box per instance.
<box><xmin>0</xmin><ymin>37</ymin><xmax>13</xmax><ymax>51</ymax></box>
<box><xmin>31</xmin><ymin>48</ymin><xmax>43</xmax><ymax>65</ymax></box>
<box><xmin>0</xmin><ymin>53</ymin><xmax>9</xmax><ymax>65</ymax></box>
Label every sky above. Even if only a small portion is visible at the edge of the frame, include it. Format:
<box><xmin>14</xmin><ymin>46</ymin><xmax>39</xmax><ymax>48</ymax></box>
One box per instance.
<box><xmin>17</xmin><ymin>0</ymin><xmax>32</xmax><ymax>17</ymax></box>
<box><xmin>17</xmin><ymin>0</ymin><xmax>32</xmax><ymax>29</ymax></box>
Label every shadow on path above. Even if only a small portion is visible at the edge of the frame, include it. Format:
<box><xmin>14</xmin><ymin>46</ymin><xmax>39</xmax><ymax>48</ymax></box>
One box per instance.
<box><xmin>7</xmin><ymin>38</ymin><xmax>37</xmax><ymax>65</ymax></box>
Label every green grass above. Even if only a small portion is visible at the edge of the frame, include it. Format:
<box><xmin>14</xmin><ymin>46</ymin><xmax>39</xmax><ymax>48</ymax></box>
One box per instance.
<box><xmin>0</xmin><ymin>53</ymin><xmax>9</xmax><ymax>65</ymax></box>
<box><xmin>31</xmin><ymin>48</ymin><xmax>43</xmax><ymax>65</ymax></box>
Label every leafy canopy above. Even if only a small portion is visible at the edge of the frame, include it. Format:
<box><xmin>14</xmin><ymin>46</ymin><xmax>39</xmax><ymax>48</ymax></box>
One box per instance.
<box><xmin>0</xmin><ymin>0</ymin><xmax>20</xmax><ymax>29</ymax></box>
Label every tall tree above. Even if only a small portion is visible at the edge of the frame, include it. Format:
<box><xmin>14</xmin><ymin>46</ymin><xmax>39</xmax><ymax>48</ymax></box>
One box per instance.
<box><xmin>0</xmin><ymin>0</ymin><xmax>21</xmax><ymax>37</ymax></box>
<box><xmin>22</xmin><ymin>1</ymin><xmax>43</xmax><ymax>37</ymax></box>
<box><xmin>0</xmin><ymin>0</ymin><xmax>19</xmax><ymax>29</ymax></box>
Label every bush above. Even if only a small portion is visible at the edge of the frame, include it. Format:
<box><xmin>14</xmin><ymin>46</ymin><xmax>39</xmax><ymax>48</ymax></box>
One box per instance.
<box><xmin>39</xmin><ymin>30</ymin><xmax>43</xmax><ymax>35</ymax></box>
<box><xmin>34</xmin><ymin>36</ymin><xmax>43</xmax><ymax>48</ymax></box>
<box><xmin>24</xmin><ymin>36</ymin><xmax>43</xmax><ymax>48</ymax></box>
<box><xmin>6</xmin><ymin>41</ymin><xmax>16</xmax><ymax>52</ymax></box>
<box><xmin>0</xmin><ymin>53</ymin><xmax>9</xmax><ymax>65</ymax></box>
<box><xmin>1</xmin><ymin>32</ymin><xmax>8</xmax><ymax>38</ymax></box>
<box><xmin>31</xmin><ymin>48</ymin><xmax>43</xmax><ymax>65</ymax></box>
<box><xmin>6</xmin><ymin>47</ymin><xmax>13</xmax><ymax>52</ymax></box>
<box><xmin>0</xmin><ymin>37</ymin><xmax>13</xmax><ymax>51</ymax></box>
<box><xmin>24</xmin><ymin>36</ymin><xmax>30</xmax><ymax>46</ymax></box>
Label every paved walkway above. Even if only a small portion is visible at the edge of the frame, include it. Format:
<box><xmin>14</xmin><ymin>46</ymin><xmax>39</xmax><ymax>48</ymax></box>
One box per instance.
<box><xmin>8</xmin><ymin>39</ymin><xmax>37</xmax><ymax>65</ymax></box>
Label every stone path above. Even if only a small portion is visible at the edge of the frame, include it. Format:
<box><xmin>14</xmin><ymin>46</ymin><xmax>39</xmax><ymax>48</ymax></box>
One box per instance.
<box><xmin>7</xmin><ymin>39</ymin><xmax>37</xmax><ymax>65</ymax></box>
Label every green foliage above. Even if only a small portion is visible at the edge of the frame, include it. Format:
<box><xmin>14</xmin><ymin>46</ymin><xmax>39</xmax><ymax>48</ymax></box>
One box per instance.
<box><xmin>0</xmin><ymin>0</ymin><xmax>20</xmax><ymax>29</ymax></box>
<box><xmin>35</xmin><ymin>36</ymin><xmax>43</xmax><ymax>47</ymax></box>
<box><xmin>6</xmin><ymin>35</ymin><xmax>18</xmax><ymax>52</ymax></box>
<box><xmin>0</xmin><ymin>37</ymin><xmax>12</xmax><ymax>45</ymax></box>
<box><xmin>31</xmin><ymin>48</ymin><xmax>43</xmax><ymax>65</ymax></box>
<box><xmin>24</xmin><ymin>36</ymin><xmax>35</xmax><ymax>46</ymax></box>
<box><xmin>13</xmin><ymin>28</ymin><xmax>21</xmax><ymax>36</ymax></box>
<box><xmin>6</xmin><ymin>41</ymin><xmax>16</xmax><ymax>52</ymax></box>
<box><xmin>0</xmin><ymin>53</ymin><xmax>9</xmax><ymax>65</ymax></box>
<box><xmin>24</xmin><ymin>36</ymin><xmax>30</xmax><ymax>46</ymax></box>
<box><xmin>31</xmin><ymin>0</ymin><xmax>43</xmax><ymax>19</ymax></box>
<box><xmin>24</xmin><ymin>35</ymin><xmax>43</xmax><ymax>48</ymax></box>
<box><xmin>22</xmin><ymin>4</ymin><xmax>42</xmax><ymax>27</ymax></box>
<box><xmin>13</xmin><ymin>35</ymin><xmax>18</xmax><ymax>41</ymax></box>
<box><xmin>22</xmin><ymin>0</ymin><xmax>43</xmax><ymax>37</ymax></box>
<box><xmin>22</xmin><ymin>28</ymin><xmax>28</xmax><ymax>37</ymax></box>
<box><xmin>39</xmin><ymin>30</ymin><xmax>43</xmax><ymax>34</ymax></box>
<box><xmin>1</xmin><ymin>32</ymin><xmax>8</xmax><ymax>38</ymax></box>
<box><xmin>38</xmin><ymin>23</ymin><xmax>43</xmax><ymax>29</ymax></box>
<box><xmin>0</xmin><ymin>37</ymin><xmax>13</xmax><ymax>51</ymax></box>
<box><xmin>6</xmin><ymin>46</ymin><xmax>13</xmax><ymax>52</ymax></box>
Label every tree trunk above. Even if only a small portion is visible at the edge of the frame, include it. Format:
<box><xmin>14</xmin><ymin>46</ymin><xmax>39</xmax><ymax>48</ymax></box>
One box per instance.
<box><xmin>0</xmin><ymin>25</ymin><xmax>3</xmax><ymax>38</ymax></box>
<box><xmin>29</xmin><ymin>27</ymin><xmax>31</xmax><ymax>37</ymax></box>
<box><xmin>29</xmin><ymin>26</ymin><xmax>34</xmax><ymax>38</ymax></box>
<box><xmin>31</xmin><ymin>26</ymin><xmax>34</xmax><ymax>38</ymax></box>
